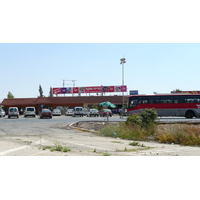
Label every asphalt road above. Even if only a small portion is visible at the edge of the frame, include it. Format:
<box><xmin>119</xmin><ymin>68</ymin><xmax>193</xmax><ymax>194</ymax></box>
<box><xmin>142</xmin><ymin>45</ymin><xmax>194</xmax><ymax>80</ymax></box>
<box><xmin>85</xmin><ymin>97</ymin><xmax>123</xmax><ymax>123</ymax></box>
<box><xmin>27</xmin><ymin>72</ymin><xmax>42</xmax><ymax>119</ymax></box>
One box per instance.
<box><xmin>1</xmin><ymin>115</ymin><xmax>200</xmax><ymax>156</ymax></box>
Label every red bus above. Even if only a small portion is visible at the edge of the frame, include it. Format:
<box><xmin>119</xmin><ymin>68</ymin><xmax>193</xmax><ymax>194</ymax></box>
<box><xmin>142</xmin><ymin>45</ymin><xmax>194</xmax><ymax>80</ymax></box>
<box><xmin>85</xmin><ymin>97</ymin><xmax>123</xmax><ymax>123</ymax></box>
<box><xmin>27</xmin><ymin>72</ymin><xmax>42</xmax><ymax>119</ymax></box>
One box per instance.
<box><xmin>127</xmin><ymin>94</ymin><xmax>200</xmax><ymax>119</ymax></box>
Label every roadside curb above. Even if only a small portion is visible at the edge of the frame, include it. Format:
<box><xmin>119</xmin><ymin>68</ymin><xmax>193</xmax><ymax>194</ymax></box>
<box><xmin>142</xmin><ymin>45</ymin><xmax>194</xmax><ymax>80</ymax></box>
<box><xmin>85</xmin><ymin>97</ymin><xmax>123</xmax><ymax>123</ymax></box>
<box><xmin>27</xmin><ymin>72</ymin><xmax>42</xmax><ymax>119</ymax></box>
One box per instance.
<box><xmin>68</xmin><ymin>120</ymin><xmax>124</xmax><ymax>133</ymax></box>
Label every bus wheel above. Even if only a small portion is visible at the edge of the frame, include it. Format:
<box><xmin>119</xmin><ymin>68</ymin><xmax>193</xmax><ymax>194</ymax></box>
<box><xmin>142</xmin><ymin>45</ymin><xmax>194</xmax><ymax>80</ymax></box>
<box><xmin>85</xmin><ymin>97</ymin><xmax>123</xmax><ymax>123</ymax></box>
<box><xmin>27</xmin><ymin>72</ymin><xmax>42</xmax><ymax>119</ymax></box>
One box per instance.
<box><xmin>185</xmin><ymin>111</ymin><xmax>194</xmax><ymax>119</ymax></box>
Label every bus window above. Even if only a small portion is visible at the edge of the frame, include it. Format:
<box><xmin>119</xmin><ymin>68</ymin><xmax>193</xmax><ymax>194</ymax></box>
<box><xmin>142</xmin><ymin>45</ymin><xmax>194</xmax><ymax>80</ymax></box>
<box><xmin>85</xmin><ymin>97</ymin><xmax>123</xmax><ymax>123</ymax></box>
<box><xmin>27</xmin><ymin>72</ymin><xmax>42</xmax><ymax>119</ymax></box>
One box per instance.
<box><xmin>186</xmin><ymin>95</ymin><xmax>200</xmax><ymax>103</ymax></box>
<box><xmin>148</xmin><ymin>96</ymin><xmax>160</xmax><ymax>104</ymax></box>
<box><xmin>139</xmin><ymin>97</ymin><xmax>148</xmax><ymax>104</ymax></box>
<box><xmin>174</xmin><ymin>95</ymin><xmax>186</xmax><ymax>103</ymax></box>
<box><xmin>160</xmin><ymin>96</ymin><xmax>173</xmax><ymax>103</ymax></box>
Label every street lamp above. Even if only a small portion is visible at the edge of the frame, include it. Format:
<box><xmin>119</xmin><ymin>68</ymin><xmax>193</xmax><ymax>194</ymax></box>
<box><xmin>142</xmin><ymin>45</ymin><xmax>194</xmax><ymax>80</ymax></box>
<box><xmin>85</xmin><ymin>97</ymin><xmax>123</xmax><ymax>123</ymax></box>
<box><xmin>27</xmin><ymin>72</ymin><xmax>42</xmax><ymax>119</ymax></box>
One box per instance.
<box><xmin>120</xmin><ymin>58</ymin><xmax>126</xmax><ymax>117</ymax></box>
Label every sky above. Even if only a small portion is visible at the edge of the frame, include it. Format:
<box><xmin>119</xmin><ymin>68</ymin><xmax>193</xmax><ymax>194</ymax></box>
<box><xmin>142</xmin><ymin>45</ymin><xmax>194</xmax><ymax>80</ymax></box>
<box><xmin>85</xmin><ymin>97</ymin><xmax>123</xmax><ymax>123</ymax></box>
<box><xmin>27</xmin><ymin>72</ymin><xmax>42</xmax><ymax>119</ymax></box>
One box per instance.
<box><xmin>1</xmin><ymin>43</ymin><xmax>200</xmax><ymax>101</ymax></box>
<box><xmin>1</xmin><ymin>0</ymin><xmax>200</xmax><ymax>103</ymax></box>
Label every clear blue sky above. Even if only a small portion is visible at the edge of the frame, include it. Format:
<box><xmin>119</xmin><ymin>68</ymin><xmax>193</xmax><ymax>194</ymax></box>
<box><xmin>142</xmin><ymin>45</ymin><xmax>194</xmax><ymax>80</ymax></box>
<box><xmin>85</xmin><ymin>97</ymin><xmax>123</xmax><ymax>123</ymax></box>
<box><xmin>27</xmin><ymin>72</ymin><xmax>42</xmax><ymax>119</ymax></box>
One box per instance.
<box><xmin>1</xmin><ymin>43</ymin><xmax>200</xmax><ymax>101</ymax></box>
<box><xmin>1</xmin><ymin>1</ymin><xmax>200</xmax><ymax>102</ymax></box>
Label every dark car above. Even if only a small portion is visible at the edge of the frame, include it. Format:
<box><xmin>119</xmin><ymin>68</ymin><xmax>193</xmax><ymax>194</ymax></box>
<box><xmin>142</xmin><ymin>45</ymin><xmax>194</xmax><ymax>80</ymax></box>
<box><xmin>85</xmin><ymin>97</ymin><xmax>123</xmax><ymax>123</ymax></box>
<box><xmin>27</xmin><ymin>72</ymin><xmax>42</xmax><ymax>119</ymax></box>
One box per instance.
<box><xmin>40</xmin><ymin>109</ymin><xmax>52</xmax><ymax>119</ymax></box>
<box><xmin>99</xmin><ymin>109</ymin><xmax>112</xmax><ymax>117</ymax></box>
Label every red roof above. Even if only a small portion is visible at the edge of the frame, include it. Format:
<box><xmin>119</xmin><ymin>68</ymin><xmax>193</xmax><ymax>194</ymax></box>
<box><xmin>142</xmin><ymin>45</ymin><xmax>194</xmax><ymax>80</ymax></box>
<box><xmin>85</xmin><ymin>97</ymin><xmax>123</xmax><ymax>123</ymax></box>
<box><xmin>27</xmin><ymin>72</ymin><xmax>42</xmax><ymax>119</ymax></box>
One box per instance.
<box><xmin>1</xmin><ymin>96</ymin><xmax>127</xmax><ymax>107</ymax></box>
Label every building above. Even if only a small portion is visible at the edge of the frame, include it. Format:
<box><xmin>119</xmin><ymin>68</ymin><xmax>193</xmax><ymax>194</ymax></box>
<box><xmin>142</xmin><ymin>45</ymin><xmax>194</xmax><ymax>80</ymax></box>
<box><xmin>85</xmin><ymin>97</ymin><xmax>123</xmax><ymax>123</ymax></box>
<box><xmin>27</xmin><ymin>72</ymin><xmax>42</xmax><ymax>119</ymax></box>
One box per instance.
<box><xmin>0</xmin><ymin>95</ymin><xmax>128</xmax><ymax>114</ymax></box>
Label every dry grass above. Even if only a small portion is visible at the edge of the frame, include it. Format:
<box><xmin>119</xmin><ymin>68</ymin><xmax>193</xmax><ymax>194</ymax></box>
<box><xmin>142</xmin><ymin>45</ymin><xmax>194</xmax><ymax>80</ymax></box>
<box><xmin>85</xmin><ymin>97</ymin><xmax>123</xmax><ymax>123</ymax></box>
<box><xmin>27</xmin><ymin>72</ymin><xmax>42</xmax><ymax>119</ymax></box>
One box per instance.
<box><xmin>97</xmin><ymin>122</ymin><xmax>200</xmax><ymax>146</ymax></box>
<box><xmin>155</xmin><ymin>124</ymin><xmax>200</xmax><ymax>146</ymax></box>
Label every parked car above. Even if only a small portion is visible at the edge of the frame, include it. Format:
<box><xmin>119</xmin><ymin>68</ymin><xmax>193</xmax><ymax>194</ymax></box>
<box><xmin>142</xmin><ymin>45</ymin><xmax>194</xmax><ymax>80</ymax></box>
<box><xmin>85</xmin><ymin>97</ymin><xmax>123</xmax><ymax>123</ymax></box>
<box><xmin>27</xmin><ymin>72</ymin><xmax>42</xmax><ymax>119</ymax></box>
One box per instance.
<box><xmin>87</xmin><ymin>109</ymin><xmax>99</xmax><ymax>117</ymax></box>
<box><xmin>0</xmin><ymin>109</ymin><xmax>5</xmax><ymax>117</ymax></box>
<box><xmin>65</xmin><ymin>109</ymin><xmax>74</xmax><ymax>116</ymax></box>
<box><xmin>83</xmin><ymin>108</ymin><xmax>88</xmax><ymax>116</ymax></box>
<box><xmin>40</xmin><ymin>109</ymin><xmax>52</xmax><ymax>119</ymax></box>
<box><xmin>52</xmin><ymin>109</ymin><xmax>61</xmax><ymax>116</ymax></box>
<box><xmin>24</xmin><ymin>107</ymin><xmax>36</xmax><ymax>117</ymax></box>
<box><xmin>73</xmin><ymin>107</ymin><xmax>84</xmax><ymax>117</ymax></box>
<box><xmin>8</xmin><ymin>107</ymin><xmax>19</xmax><ymax>118</ymax></box>
<box><xmin>99</xmin><ymin>109</ymin><xmax>112</xmax><ymax>117</ymax></box>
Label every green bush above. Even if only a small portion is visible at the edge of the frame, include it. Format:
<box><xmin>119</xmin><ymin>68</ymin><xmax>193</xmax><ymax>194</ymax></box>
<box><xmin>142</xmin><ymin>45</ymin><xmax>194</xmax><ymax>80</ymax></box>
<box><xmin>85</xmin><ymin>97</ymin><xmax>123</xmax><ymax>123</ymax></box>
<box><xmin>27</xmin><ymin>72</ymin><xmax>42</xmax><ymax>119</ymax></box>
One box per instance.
<box><xmin>140</xmin><ymin>108</ymin><xmax>158</xmax><ymax>127</ymax></box>
<box><xmin>125</xmin><ymin>114</ymin><xmax>142</xmax><ymax>126</ymax></box>
<box><xmin>97</xmin><ymin>109</ymin><xmax>158</xmax><ymax>141</ymax></box>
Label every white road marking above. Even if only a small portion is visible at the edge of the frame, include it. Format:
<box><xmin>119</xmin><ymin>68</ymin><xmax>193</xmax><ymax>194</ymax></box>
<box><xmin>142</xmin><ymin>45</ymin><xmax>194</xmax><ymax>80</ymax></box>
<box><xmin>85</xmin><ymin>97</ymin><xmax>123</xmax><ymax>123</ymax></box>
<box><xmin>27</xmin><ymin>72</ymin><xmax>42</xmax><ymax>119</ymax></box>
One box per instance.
<box><xmin>0</xmin><ymin>139</ymin><xmax>46</xmax><ymax>156</ymax></box>
<box><xmin>0</xmin><ymin>145</ymin><xmax>29</xmax><ymax>156</ymax></box>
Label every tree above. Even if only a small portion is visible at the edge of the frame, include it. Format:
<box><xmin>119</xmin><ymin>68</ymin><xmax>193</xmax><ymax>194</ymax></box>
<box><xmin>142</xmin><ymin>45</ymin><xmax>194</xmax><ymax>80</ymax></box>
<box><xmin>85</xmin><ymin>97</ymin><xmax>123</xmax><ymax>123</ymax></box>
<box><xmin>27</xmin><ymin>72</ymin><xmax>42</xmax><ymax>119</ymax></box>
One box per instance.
<box><xmin>7</xmin><ymin>91</ymin><xmax>14</xmax><ymax>98</ymax></box>
<box><xmin>49</xmin><ymin>87</ymin><xmax>53</xmax><ymax>97</ymax></box>
<box><xmin>39</xmin><ymin>84</ymin><xmax>44</xmax><ymax>97</ymax></box>
<box><xmin>173</xmin><ymin>89</ymin><xmax>182</xmax><ymax>93</ymax></box>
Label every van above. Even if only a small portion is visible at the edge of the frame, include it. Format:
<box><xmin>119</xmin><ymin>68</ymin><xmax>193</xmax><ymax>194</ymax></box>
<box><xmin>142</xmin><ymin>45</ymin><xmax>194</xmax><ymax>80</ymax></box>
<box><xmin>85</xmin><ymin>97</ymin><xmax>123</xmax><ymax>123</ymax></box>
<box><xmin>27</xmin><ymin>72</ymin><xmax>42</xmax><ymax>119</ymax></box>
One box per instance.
<box><xmin>73</xmin><ymin>107</ymin><xmax>84</xmax><ymax>117</ymax></box>
<box><xmin>24</xmin><ymin>107</ymin><xmax>36</xmax><ymax>117</ymax></box>
<box><xmin>8</xmin><ymin>107</ymin><xmax>19</xmax><ymax>118</ymax></box>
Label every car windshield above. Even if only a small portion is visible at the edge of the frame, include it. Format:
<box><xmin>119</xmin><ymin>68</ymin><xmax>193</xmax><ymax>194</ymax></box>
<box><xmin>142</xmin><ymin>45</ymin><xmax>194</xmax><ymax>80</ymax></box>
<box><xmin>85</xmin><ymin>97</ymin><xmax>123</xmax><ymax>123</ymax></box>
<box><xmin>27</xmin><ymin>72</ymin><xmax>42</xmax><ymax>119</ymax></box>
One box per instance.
<box><xmin>42</xmin><ymin>109</ymin><xmax>51</xmax><ymax>113</ymax></box>
<box><xmin>68</xmin><ymin>109</ymin><xmax>73</xmax><ymax>112</ymax></box>
<box><xmin>91</xmin><ymin>109</ymin><xmax>97</xmax><ymax>112</ymax></box>
<box><xmin>53</xmin><ymin>109</ymin><xmax>60</xmax><ymax>112</ymax></box>
<box><xmin>104</xmin><ymin>109</ymin><xmax>111</xmax><ymax>112</ymax></box>
<box><xmin>75</xmin><ymin>108</ymin><xmax>82</xmax><ymax>111</ymax></box>
<box><xmin>27</xmin><ymin>108</ymin><xmax>34</xmax><ymax>111</ymax></box>
<box><xmin>10</xmin><ymin>108</ymin><xmax>17</xmax><ymax>112</ymax></box>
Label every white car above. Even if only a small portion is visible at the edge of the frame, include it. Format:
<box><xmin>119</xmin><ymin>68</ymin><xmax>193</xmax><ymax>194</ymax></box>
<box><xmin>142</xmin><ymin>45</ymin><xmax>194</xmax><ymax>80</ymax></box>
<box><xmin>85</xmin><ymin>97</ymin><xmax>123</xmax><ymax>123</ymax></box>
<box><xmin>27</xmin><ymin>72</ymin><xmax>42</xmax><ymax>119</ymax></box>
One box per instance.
<box><xmin>0</xmin><ymin>109</ymin><xmax>5</xmax><ymax>117</ymax></box>
<box><xmin>87</xmin><ymin>109</ymin><xmax>99</xmax><ymax>117</ymax></box>
<box><xmin>52</xmin><ymin>109</ymin><xmax>61</xmax><ymax>116</ymax></box>
<box><xmin>65</xmin><ymin>109</ymin><xmax>74</xmax><ymax>116</ymax></box>
<box><xmin>8</xmin><ymin>107</ymin><xmax>19</xmax><ymax>118</ymax></box>
<box><xmin>24</xmin><ymin>107</ymin><xmax>36</xmax><ymax>117</ymax></box>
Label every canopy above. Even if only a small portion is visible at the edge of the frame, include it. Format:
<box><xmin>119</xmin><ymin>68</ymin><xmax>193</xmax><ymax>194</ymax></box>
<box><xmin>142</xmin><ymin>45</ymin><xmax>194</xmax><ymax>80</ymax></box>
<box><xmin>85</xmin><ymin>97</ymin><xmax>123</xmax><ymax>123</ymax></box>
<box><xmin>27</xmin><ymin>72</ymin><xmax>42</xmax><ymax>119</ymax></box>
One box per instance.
<box><xmin>99</xmin><ymin>101</ymin><xmax>116</xmax><ymax>108</ymax></box>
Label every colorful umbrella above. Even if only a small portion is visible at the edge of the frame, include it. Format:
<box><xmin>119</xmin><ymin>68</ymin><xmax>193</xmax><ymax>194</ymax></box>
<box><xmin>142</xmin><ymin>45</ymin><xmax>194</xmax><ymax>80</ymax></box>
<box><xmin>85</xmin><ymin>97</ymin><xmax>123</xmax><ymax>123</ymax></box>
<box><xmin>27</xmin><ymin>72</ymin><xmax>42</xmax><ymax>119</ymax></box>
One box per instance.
<box><xmin>99</xmin><ymin>101</ymin><xmax>116</xmax><ymax>108</ymax></box>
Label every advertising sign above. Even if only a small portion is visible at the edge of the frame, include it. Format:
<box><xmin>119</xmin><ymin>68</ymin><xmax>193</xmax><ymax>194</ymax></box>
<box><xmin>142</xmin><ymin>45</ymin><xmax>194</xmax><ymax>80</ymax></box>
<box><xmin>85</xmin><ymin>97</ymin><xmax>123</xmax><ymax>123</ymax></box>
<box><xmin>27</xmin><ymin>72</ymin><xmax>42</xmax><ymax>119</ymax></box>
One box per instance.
<box><xmin>171</xmin><ymin>91</ymin><xmax>200</xmax><ymax>94</ymax></box>
<box><xmin>53</xmin><ymin>88</ymin><xmax>61</xmax><ymax>94</ymax></box>
<box><xmin>121</xmin><ymin>85</ymin><xmax>127</xmax><ymax>92</ymax></box>
<box><xmin>130</xmin><ymin>90</ymin><xmax>139</xmax><ymax>95</ymax></box>
<box><xmin>53</xmin><ymin>85</ymin><xmax>127</xmax><ymax>94</ymax></box>
<box><xmin>85</xmin><ymin>86</ymin><xmax>102</xmax><ymax>93</ymax></box>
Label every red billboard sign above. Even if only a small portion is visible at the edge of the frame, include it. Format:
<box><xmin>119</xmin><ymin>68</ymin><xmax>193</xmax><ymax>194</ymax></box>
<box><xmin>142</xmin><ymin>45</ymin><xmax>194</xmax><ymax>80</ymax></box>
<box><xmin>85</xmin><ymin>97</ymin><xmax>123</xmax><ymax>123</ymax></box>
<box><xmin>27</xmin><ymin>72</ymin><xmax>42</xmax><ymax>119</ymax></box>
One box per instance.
<box><xmin>53</xmin><ymin>88</ymin><xmax>61</xmax><ymax>94</ymax></box>
<box><xmin>85</xmin><ymin>86</ymin><xmax>103</xmax><ymax>93</ymax></box>
<box><xmin>53</xmin><ymin>85</ymin><xmax>127</xmax><ymax>94</ymax></box>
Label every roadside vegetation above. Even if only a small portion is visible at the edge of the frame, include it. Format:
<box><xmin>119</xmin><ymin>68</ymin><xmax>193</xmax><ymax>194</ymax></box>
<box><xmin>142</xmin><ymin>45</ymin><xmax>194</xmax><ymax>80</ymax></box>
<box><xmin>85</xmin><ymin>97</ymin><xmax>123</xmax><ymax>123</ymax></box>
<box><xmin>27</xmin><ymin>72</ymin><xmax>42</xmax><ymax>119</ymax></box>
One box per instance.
<box><xmin>40</xmin><ymin>142</ymin><xmax>71</xmax><ymax>152</ymax></box>
<box><xmin>97</xmin><ymin>108</ymin><xmax>200</xmax><ymax>147</ymax></box>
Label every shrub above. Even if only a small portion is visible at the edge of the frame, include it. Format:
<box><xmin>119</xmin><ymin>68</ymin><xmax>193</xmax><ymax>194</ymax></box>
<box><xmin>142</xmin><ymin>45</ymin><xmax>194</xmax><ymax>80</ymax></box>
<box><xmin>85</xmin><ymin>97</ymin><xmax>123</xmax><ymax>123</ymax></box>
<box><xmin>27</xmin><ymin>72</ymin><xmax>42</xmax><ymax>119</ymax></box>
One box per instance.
<box><xmin>140</xmin><ymin>108</ymin><xmax>158</xmax><ymax>127</ymax></box>
<box><xmin>126</xmin><ymin>114</ymin><xmax>142</xmax><ymax>126</ymax></box>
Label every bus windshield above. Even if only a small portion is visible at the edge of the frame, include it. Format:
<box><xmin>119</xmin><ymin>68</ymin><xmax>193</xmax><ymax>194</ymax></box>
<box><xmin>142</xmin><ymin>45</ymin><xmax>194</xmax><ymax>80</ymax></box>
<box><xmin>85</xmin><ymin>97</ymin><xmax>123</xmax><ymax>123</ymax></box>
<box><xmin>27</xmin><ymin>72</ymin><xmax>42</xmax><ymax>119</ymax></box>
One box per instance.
<box><xmin>129</xmin><ymin>98</ymin><xmax>139</xmax><ymax>108</ymax></box>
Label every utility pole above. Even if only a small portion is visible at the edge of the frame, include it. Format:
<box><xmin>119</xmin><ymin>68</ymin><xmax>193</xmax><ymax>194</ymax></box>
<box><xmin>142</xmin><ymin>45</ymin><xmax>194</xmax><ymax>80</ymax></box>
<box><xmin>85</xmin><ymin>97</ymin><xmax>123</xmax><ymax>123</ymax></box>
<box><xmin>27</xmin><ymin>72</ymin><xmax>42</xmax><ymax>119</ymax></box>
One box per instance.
<box><xmin>120</xmin><ymin>58</ymin><xmax>126</xmax><ymax>117</ymax></box>
<box><xmin>63</xmin><ymin>80</ymin><xmax>77</xmax><ymax>96</ymax></box>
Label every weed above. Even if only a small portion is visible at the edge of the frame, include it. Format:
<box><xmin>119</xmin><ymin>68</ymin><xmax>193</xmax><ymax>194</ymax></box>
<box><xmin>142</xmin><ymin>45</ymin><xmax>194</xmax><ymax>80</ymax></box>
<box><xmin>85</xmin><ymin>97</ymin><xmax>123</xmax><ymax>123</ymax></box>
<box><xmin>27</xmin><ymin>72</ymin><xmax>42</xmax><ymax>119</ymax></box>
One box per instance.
<box><xmin>41</xmin><ymin>142</ymin><xmax>71</xmax><ymax>152</ymax></box>
<box><xmin>116</xmin><ymin>147</ymin><xmax>154</xmax><ymax>152</ymax></box>
<box><xmin>63</xmin><ymin>147</ymin><xmax>71</xmax><ymax>152</ymax></box>
<box><xmin>103</xmin><ymin>152</ymin><xmax>111</xmax><ymax>156</ymax></box>
<box><xmin>93</xmin><ymin>148</ymin><xmax>96</xmax><ymax>152</ymax></box>
<box><xmin>129</xmin><ymin>142</ymin><xmax>140</xmax><ymax>146</ymax></box>
<box><xmin>111</xmin><ymin>141</ymin><xmax>123</xmax><ymax>144</ymax></box>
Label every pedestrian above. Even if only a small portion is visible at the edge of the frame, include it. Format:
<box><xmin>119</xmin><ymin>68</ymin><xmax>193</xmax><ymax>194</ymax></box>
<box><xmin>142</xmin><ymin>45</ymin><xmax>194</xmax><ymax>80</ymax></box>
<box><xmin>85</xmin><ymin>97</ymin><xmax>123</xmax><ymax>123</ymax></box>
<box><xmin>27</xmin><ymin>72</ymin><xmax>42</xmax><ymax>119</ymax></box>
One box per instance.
<box><xmin>118</xmin><ymin>108</ymin><xmax>122</xmax><ymax>118</ymax></box>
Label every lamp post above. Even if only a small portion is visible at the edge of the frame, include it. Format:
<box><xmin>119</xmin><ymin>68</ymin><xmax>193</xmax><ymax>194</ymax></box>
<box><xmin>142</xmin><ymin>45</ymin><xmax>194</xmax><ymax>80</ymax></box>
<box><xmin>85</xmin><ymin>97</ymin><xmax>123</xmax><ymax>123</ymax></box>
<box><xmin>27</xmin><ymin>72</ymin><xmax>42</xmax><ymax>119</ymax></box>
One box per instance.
<box><xmin>120</xmin><ymin>58</ymin><xmax>126</xmax><ymax>117</ymax></box>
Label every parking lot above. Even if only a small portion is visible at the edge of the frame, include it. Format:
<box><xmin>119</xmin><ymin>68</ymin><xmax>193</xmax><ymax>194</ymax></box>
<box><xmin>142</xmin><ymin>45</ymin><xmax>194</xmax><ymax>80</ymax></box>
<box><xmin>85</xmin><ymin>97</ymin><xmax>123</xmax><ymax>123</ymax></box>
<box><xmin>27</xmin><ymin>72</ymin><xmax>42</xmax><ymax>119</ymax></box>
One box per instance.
<box><xmin>1</xmin><ymin>115</ymin><xmax>200</xmax><ymax>156</ymax></box>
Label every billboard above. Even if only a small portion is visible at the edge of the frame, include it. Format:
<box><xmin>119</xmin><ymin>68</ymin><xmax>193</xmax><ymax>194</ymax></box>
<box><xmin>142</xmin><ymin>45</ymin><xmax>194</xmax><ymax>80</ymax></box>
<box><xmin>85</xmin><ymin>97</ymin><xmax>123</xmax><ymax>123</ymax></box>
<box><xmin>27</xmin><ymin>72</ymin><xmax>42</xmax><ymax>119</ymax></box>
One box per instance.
<box><xmin>171</xmin><ymin>91</ymin><xmax>200</xmax><ymax>94</ymax></box>
<box><xmin>53</xmin><ymin>85</ymin><xmax>127</xmax><ymax>94</ymax></box>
